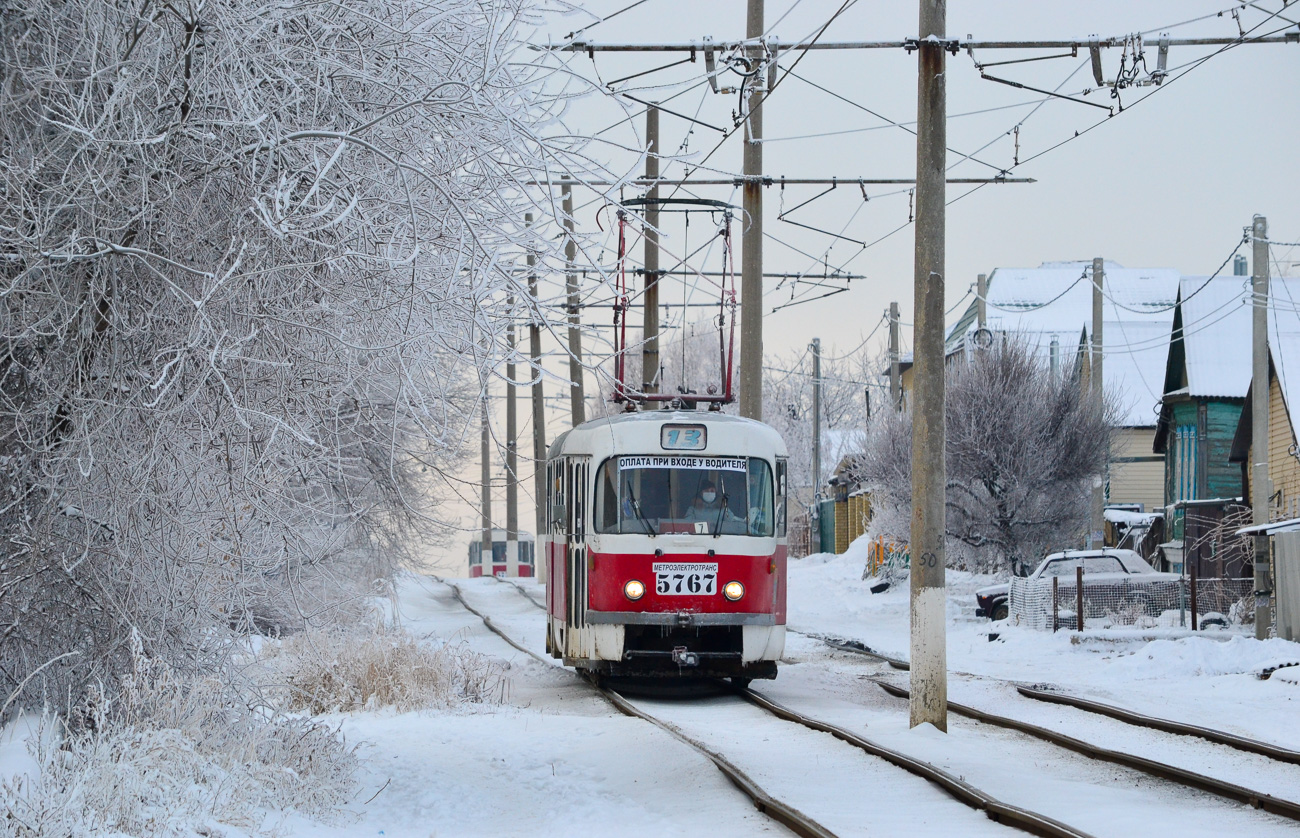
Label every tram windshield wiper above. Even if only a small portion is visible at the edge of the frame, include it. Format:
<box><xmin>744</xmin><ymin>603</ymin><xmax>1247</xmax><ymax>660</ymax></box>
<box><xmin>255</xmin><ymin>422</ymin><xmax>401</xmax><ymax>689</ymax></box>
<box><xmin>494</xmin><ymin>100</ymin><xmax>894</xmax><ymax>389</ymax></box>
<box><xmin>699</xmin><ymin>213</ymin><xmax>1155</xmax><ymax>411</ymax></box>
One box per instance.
<box><xmin>713</xmin><ymin>478</ymin><xmax>728</xmax><ymax>538</ymax></box>
<box><xmin>626</xmin><ymin>486</ymin><xmax>656</xmax><ymax>536</ymax></box>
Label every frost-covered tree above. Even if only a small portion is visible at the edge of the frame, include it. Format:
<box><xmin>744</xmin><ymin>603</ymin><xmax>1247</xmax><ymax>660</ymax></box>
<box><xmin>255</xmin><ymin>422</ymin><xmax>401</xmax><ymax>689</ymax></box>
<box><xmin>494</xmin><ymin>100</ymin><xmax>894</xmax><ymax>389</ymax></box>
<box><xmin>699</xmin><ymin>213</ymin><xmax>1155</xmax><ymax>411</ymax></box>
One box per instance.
<box><xmin>762</xmin><ymin>346</ymin><xmax>872</xmax><ymax>507</ymax></box>
<box><xmin>0</xmin><ymin>0</ymin><xmax>556</xmax><ymax>711</ymax></box>
<box><xmin>850</xmin><ymin>339</ymin><xmax>1112</xmax><ymax>574</ymax></box>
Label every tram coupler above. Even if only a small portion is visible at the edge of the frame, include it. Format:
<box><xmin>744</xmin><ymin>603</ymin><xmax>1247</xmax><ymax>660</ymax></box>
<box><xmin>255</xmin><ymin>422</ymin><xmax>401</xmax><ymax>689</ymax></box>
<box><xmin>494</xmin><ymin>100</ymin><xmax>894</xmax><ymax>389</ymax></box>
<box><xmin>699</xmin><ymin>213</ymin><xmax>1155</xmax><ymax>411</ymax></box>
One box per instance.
<box><xmin>671</xmin><ymin>646</ymin><xmax>699</xmax><ymax>667</ymax></box>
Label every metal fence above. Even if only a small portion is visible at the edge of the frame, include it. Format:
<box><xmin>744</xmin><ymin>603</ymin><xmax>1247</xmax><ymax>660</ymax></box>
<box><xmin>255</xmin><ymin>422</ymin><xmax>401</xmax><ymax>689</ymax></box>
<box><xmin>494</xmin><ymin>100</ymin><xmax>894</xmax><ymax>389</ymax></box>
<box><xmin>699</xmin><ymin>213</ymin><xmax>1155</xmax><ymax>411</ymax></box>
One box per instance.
<box><xmin>1009</xmin><ymin>575</ymin><xmax>1254</xmax><ymax>631</ymax></box>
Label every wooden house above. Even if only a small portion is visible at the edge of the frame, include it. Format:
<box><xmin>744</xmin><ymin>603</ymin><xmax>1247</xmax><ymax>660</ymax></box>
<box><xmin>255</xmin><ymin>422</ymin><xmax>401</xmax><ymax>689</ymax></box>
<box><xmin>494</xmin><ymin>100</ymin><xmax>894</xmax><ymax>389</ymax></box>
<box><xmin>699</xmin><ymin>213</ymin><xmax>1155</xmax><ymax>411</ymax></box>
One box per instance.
<box><xmin>1154</xmin><ymin>276</ymin><xmax>1251</xmax><ymax>505</ymax></box>
<box><xmin>1230</xmin><ymin>277</ymin><xmax>1300</xmax><ymax>520</ymax></box>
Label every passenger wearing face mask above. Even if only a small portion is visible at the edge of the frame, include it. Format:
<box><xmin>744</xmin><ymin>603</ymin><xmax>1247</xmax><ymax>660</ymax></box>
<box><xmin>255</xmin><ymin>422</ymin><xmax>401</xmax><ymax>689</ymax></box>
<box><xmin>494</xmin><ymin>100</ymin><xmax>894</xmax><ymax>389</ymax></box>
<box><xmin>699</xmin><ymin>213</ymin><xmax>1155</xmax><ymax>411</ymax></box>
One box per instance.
<box><xmin>683</xmin><ymin>478</ymin><xmax>741</xmax><ymax>525</ymax></box>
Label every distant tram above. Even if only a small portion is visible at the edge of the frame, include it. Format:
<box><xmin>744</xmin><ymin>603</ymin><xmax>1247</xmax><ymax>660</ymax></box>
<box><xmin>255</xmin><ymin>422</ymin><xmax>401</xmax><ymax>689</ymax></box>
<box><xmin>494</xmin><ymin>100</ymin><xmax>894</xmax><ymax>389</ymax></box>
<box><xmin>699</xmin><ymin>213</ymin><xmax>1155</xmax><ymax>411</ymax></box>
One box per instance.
<box><xmin>468</xmin><ymin>528</ymin><xmax>536</xmax><ymax>578</ymax></box>
<box><xmin>544</xmin><ymin>412</ymin><xmax>788</xmax><ymax>682</ymax></box>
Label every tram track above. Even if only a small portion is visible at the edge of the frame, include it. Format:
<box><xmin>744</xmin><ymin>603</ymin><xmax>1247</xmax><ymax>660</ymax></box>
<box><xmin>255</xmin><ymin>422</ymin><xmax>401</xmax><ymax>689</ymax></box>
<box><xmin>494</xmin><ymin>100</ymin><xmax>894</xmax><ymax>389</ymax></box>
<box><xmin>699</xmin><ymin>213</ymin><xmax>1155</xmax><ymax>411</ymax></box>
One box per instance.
<box><xmin>442</xmin><ymin>577</ymin><xmax>836</xmax><ymax>838</ymax></box>
<box><xmin>798</xmin><ymin>628</ymin><xmax>1300</xmax><ymax>822</ymax></box>
<box><xmin>476</xmin><ymin>578</ymin><xmax>1095</xmax><ymax>838</ymax></box>
<box><xmin>871</xmin><ymin>678</ymin><xmax>1300</xmax><ymax>822</ymax></box>
<box><xmin>803</xmin><ymin>627</ymin><xmax>1300</xmax><ymax>760</ymax></box>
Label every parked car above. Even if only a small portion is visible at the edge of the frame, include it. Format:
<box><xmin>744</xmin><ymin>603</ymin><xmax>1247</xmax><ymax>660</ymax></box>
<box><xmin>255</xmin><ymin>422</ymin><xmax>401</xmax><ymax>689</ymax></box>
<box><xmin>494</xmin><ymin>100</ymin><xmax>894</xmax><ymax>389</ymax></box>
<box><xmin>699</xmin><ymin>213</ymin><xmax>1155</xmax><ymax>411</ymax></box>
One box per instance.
<box><xmin>975</xmin><ymin>549</ymin><xmax>1181</xmax><ymax>621</ymax></box>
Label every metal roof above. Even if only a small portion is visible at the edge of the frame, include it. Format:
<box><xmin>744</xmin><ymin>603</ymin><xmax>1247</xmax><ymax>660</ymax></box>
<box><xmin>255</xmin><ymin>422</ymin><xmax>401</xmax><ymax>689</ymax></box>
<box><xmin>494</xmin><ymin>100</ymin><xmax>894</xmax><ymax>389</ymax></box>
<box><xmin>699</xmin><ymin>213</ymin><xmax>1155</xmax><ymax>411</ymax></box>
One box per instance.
<box><xmin>947</xmin><ymin>260</ymin><xmax>1180</xmax><ymax>427</ymax></box>
<box><xmin>1175</xmin><ymin>275</ymin><xmax>1253</xmax><ymax>399</ymax></box>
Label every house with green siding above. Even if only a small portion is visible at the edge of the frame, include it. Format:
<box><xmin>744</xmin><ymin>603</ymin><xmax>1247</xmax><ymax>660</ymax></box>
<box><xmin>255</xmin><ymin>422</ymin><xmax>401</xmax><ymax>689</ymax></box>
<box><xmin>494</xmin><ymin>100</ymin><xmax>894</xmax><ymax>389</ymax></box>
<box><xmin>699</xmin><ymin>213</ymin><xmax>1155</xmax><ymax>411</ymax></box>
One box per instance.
<box><xmin>1154</xmin><ymin>275</ymin><xmax>1252</xmax><ymax>505</ymax></box>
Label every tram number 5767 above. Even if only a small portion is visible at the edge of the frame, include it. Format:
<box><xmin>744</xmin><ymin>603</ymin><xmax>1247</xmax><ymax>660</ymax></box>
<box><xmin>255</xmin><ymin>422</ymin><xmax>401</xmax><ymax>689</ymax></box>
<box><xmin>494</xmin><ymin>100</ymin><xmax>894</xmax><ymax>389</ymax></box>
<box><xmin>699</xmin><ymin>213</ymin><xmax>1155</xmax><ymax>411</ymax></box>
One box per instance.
<box><xmin>653</xmin><ymin>562</ymin><xmax>718</xmax><ymax>596</ymax></box>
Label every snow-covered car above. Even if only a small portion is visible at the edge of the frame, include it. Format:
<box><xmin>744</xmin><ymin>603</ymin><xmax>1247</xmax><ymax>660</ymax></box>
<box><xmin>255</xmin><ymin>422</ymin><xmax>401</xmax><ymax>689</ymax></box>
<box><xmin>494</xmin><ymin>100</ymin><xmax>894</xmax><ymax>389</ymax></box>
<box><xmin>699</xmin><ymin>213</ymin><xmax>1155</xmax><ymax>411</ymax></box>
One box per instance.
<box><xmin>975</xmin><ymin>549</ymin><xmax>1179</xmax><ymax>621</ymax></box>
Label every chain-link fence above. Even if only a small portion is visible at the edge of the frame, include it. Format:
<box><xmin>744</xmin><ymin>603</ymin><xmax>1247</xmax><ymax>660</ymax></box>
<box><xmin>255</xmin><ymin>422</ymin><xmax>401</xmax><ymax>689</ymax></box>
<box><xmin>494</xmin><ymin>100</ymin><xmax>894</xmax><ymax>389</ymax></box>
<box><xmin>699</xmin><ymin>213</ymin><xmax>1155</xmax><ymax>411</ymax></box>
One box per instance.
<box><xmin>1009</xmin><ymin>575</ymin><xmax>1254</xmax><ymax>631</ymax></box>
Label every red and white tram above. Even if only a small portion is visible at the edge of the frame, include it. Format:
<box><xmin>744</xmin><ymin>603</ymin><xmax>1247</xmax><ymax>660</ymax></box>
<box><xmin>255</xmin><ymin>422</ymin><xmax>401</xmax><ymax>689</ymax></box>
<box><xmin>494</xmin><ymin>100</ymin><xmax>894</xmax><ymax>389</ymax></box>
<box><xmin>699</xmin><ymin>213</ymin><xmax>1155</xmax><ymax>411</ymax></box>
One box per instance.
<box><xmin>468</xmin><ymin>528</ymin><xmax>536</xmax><ymax>578</ymax></box>
<box><xmin>544</xmin><ymin>412</ymin><xmax>788</xmax><ymax>682</ymax></box>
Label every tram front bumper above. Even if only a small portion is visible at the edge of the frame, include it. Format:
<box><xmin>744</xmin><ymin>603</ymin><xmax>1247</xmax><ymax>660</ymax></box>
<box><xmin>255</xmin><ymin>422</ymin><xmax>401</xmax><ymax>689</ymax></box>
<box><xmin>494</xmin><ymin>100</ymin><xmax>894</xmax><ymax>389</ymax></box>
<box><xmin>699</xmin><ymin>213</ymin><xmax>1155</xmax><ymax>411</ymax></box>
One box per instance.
<box><xmin>586</xmin><ymin>609</ymin><xmax>776</xmax><ymax>627</ymax></box>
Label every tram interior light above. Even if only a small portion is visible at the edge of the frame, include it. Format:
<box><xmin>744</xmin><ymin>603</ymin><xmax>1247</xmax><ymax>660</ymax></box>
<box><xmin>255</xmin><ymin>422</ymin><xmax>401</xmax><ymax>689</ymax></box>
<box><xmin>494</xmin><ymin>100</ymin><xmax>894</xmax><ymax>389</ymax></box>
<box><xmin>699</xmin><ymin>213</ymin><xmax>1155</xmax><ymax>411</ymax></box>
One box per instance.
<box><xmin>723</xmin><ymin>581</ymin><xmax>745</xmax><ymax>602</ymax></box>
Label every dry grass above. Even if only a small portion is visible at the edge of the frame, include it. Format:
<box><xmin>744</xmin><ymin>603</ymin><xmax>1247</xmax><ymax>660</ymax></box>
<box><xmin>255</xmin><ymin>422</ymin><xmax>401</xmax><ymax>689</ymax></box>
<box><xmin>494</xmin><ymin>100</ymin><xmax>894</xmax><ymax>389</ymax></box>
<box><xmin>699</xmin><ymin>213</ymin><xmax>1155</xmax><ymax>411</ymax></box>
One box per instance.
<box><xmin>1</xmin><ymin>635</ymin><xmax>358</xmax><ymax>838</ymax></box>
<box><xmin>266</xmin><ymin>625</ymin><xmax>506</xmax><ymax>714</ymax></box>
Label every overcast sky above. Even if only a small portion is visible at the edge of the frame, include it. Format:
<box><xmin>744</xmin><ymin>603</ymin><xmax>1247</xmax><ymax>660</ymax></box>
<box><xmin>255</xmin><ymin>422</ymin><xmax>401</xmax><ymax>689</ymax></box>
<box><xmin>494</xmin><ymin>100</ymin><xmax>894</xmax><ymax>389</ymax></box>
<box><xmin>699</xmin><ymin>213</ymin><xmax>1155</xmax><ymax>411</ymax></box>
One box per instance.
<box><xmin>422</xmin><ymin>0</ymin><xmax>1300</xmax><ymax>573</ymax></box>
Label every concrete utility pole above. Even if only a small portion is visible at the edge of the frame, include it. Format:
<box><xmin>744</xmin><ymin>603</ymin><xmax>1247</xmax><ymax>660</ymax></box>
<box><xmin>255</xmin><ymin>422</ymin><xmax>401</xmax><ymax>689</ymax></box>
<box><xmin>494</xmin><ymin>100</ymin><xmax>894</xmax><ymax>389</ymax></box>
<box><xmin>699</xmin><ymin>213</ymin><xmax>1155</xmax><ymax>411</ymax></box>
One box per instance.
<box><xmin>811</xmin><ymin>337</ymin><xmax>822</xmax><ymax>496</ymax></box>
<box><xmin>1252</xmin><ymin>214</ymin><xmax>1271</xmax><ymax>639</ymax></box>
<box><xmin>564</xmin><ymin>181</ymin><xmax>585</xmax><ymax>426</ymax></box>
<box><xmin>643</xmin><ymin>106</ymin><xmax>661</xmax><ymax>406</ymax></box>
<box><xmin>909</xmin><ymin>0</ymin><xmax>947</xmax><ymax>732</ymax></box>
<box><xmin>526</xmin><ymin>214</ymin><xmax>548</xmax><ymax>584</ymax></box>
<box><xmin>810</xmin><ymin>337</ymin><xmax>823</xmax><ymax>556</ymax></box>
<box><xmin>506</xmin><ymin>290</ymin><xmax>519</xmax><ymax>577</ymax></box>
<box><xmin>739</xmin><ymin>0</ymin><xmax>764</xmax><ymax>420</ymax></box>
<box><xmin>481</xmin><ymin>381</ymin><xmax>493</xmax><ymax>574</ymax></box>
<box><xmin>976</xmin><ymin>273</ymin><xmax>987</xmax><ymax>329</ymax></box>
<box><xmin>889</xmin><ymin>302</ymin><xmax>901</xmax><ymax>409</ymax></box>
<box><xmin>1089</xmin><ymin>257</ymin><xmax>1105</xmax><ymax>550</ymax></box>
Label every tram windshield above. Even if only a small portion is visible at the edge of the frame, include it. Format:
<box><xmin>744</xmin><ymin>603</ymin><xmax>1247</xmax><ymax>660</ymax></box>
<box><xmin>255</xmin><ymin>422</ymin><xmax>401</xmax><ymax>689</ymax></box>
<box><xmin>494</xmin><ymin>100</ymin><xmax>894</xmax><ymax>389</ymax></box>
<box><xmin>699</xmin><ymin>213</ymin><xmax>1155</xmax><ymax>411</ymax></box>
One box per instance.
<box><xmin>595</xmin><ymin>456</ymin><xmax>774</xmax><ymax>537</ymax></box>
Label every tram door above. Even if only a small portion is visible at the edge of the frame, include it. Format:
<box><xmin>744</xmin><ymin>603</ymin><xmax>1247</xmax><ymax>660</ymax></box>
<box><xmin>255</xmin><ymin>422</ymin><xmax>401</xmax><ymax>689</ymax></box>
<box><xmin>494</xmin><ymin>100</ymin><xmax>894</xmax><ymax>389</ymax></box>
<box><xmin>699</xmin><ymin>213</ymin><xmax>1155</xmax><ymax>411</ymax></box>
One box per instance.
<box><xmin>564</xmin><ymin>457</ymin><xmax>590</xmax><ymax>646</ymax></box>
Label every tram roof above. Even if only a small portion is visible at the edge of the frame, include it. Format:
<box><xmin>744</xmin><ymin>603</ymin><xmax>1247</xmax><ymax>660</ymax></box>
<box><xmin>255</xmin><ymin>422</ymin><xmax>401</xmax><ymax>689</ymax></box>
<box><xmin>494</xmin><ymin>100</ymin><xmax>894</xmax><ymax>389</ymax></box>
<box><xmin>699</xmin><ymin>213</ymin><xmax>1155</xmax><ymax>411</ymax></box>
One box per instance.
<box><xmin>548</xmin><ymin>410</ymin><xmax>786</xmax><ymax>460</ymax></box>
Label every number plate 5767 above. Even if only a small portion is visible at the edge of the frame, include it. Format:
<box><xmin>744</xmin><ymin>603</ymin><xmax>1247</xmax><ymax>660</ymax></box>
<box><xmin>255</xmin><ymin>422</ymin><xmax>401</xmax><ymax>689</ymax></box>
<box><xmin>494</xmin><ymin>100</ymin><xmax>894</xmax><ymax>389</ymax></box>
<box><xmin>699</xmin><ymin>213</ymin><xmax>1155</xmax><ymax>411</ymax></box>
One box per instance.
<box><xmin>652</xmin><ymin>562</ymin><xmax>718</xmax><ymax>595</ymax></box>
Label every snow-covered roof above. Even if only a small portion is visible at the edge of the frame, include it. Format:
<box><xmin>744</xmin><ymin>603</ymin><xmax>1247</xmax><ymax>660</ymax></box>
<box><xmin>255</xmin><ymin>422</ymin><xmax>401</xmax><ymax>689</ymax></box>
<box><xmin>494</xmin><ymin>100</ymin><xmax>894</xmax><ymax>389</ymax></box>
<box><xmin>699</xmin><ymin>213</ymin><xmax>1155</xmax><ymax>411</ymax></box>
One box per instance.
<box><xmin>948</xmin><ymin>260</ymin><xmax>1180</xmax><ymax>428</ymax></box>
<box><xmin>822</xmin><ymin>427</ymin><xmax>863</xmax><ymax>480</ymax></box>
<box><xmin>1175</xmin><ymin>275</ymin><xmax>1253</xmax><ymax>399</ymax></box>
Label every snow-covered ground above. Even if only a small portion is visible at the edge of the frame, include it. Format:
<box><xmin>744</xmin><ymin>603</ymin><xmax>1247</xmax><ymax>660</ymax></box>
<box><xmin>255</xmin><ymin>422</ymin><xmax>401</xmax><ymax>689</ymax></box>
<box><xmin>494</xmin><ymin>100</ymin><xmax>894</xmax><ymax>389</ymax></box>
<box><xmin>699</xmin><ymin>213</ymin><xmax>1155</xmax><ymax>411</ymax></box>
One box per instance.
<box><xmin>788</xmin><ymin>544</ymin><xmax>1300</xmax><ymax>750</ymax></box>
<box><xmin>7</xmin><ymin>543</ymin><xmax>1300</xmax><ymax>837</ymax></box>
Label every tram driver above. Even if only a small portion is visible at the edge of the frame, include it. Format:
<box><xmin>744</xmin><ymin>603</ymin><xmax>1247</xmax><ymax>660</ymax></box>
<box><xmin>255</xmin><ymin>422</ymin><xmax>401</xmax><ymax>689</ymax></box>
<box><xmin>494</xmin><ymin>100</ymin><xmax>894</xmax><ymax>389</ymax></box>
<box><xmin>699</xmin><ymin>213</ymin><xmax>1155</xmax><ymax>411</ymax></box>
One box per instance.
<box><xmin>683</xmin><ymin>477</ymin><xmax>745</xmax><ymax>533</ymax></box>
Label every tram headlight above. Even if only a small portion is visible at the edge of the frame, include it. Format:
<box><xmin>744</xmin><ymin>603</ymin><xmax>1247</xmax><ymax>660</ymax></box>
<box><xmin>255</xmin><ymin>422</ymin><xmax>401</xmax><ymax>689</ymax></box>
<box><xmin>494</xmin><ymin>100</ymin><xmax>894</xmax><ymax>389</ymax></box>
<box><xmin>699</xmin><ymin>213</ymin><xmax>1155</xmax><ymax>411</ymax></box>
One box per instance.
<box><xmin>624</xmin><ymin>579</ymin><xmax>646</xmax><ymax>601</ymax></box>
<box><xmin>723</xmin><ymin>581</ymin><xmax>745</xmax><ymax>602</ymax></box>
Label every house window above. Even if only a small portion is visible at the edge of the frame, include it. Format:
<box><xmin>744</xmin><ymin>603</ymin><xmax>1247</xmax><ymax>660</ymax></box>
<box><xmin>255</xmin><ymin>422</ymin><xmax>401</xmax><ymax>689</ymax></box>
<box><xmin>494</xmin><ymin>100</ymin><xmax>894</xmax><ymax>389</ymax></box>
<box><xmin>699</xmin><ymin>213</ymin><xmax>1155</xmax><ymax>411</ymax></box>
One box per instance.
<box><xmin>1173</xmin><ymin>424</ymin><xmax>1198</xmax><ymax>502</ymax></box>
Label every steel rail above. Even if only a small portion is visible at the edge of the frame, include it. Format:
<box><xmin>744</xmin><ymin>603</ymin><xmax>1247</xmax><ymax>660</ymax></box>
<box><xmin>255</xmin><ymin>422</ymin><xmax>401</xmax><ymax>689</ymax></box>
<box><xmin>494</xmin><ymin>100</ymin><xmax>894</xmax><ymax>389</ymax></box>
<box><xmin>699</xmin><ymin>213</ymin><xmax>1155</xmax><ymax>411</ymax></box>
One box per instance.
<box><xmin>873</xmin><ymin>680</ymin><xmax>1300</xmax><ymax>822</ymax></box>
<box><xmin>802</xmin><ymin>628</ymin><xmax>1300</xmax><ymax>767</ymax></box>
<box><xmin>1016</xmin><ymin>685</ymin><xmax>1300</xmax><ymax>766</ymax></box>
<box><xmin>438</xmin><ymin>578</ymin><xmax>838</xmax><ymax>838</ymax></box>
<box><xmin>478</xmin><ymin>584</ymin><xmax>1101</xmax><ymax>837</ymax></box>
<box><xmin>493</xmin><ymin>575</ymin><xmax>547</xmax><ymax>611</ymax></box>
<box><xmin>600</xmin><ymin>688</ymin><xmax>837</xmax><ymax>838</ymax></box>
<box><xmin>738</xmin><ymin>686</ymin><xmax>1096</xmax><ymax>838</ymax></box>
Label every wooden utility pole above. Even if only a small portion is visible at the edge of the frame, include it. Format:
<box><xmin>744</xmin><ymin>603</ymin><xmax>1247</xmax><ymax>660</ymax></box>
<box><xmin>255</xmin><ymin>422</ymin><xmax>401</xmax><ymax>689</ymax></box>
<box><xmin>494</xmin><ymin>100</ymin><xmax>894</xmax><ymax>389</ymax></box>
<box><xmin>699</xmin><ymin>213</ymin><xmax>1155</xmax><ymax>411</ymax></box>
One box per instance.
<box><xmin>506</xmin><ymin>289</ymin><xmax>519</xmax><ymax>577</ymax></box>
<box><xmin>481</xmin><ymin>380</ymin><xmax>493</xmax><ymax>574</ymax></box>
<box><xmin>1089</xmin><ymin>257</ymin><xmax>1105</xmax><ymax>550</ymax></box>
<box><xmin>739</xmin><ymin>0</ymin><xmax>765</xmax><ymax>420</ymax></box>
<box><xmin>563</xmin><ymin>181</ymin><xmax>585</xmax><ymax>426</ymax></box>
<box><xmin>889</xmin><ymin>302</ymin><xmax>901</xmax><ymax>409</ymax></box>
<box><xmin>1252</xmin><ymin>214</ymin><xmax>1271</xmax><ymax>639</ymax></box>
<box><xmin>526</xmin><ymin>214</ymin><xmax>548</xmax><ymax>584</ymax></box>
<box><xmin>909</xmin><ymin>0</ymin><xmax>947</xmax><ymax>732</ymax></box>
<box><xmin>643</xmin><ymin>106</ymin><xmax>661</xmax><ymax>406</ymax></box>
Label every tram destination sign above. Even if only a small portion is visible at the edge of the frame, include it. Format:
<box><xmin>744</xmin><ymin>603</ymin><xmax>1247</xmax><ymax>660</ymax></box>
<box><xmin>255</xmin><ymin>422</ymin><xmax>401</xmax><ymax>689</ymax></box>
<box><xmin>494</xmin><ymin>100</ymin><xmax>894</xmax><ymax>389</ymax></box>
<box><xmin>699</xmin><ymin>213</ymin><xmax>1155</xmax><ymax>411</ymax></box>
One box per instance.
<box><xmin>619</xmin><ymin>455</ymin><xmax>745</xmax><ymax>472</ymax></box>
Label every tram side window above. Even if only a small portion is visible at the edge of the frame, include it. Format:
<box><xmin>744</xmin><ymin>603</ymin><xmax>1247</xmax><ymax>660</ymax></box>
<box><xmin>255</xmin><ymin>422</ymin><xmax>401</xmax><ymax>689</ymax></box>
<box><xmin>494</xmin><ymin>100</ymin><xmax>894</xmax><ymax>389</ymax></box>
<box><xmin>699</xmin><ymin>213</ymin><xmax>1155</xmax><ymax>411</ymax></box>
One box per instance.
<box><xmin>548</xmin><ymin>461</ymin><xmax>566</xmax><ymax>535</ymax></box>
<box><xmin>596</xmin><ymin>461</ymin><xmax>619</xmax><ymax>533</ymax></box>
<box><xmin>775</xmin><ymin>458</ymin><xmax>787</xmax><ymax>538</ymax></box>
<box><xmin>746</xmin><ymin>459</ymin><xmax>774</xmax><ymax>538</ymax></box>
